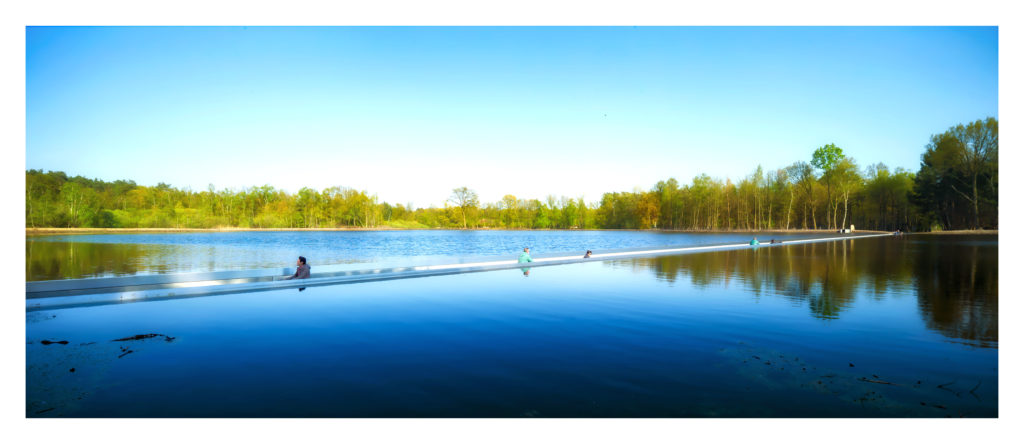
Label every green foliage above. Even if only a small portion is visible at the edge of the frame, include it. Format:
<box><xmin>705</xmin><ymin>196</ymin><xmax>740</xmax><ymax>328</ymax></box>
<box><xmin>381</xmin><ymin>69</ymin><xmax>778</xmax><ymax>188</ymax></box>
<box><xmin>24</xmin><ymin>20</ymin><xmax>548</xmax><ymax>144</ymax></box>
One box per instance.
<box><xmin>382</xmin><ymin>219</ymin><xmax>430</xmax><ymax>229</ymax></box>
<box><xmin>811</xmin><ymin>143</ymin><xmax>844</xmax><ymax>172</ymax></box>
<box><xmin>912</xmin><ymin>117</ymin><xmax>998</xmax><ymax>229</ymax></box>
<box><xmin>24</xmin><ymin>118</ymin><xmax>996</xmax><ymax>232</ymax></box>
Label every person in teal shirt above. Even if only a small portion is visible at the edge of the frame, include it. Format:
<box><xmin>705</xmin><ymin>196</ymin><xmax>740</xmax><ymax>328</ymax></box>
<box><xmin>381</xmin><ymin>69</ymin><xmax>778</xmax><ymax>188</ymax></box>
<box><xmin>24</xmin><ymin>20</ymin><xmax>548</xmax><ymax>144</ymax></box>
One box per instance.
<box><xmin>518</xmin><ymin>247</ymin><xmax>533</xmax><ymax>263</ymax></box>
<box><xmin>750</xmin><ymin>237</ymin><xmax>760</xmax><ymax>246</ymax></box>
<box><xmin>518</xmin><ymin>247</ymin><xmax>533</xmax><ymax>277</ymax></box>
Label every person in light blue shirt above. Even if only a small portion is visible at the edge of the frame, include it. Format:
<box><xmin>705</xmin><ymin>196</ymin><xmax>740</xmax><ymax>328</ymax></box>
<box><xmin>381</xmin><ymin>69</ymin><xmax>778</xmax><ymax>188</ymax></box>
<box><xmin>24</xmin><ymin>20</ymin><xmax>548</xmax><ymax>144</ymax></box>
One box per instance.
<box><xmin>750</xmin><ymin>237</ymin><xmax>760</xmax><ymax>246</ymax></box>
<box><xmin>518</xmin><ymin>247</ymin><xmax>533</xmax><ymax>263</ymax></box>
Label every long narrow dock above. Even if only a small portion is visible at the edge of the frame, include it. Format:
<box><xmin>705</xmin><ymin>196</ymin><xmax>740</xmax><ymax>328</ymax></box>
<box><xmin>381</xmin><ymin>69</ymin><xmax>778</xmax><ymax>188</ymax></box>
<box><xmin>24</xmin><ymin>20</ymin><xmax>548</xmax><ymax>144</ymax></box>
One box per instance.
<box><xmin>26</xmin><ymin>232</ymin><xmax>892</xmax><ymax>311</ymax></box>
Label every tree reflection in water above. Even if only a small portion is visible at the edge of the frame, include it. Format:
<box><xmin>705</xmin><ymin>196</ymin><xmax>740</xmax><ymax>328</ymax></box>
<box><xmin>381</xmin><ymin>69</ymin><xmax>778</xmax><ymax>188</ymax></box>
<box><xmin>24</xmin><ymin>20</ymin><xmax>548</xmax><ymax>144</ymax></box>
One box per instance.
<box><xmin>27</xmin><ymin>240</ymin><xmax>279</xmax><ymax>281</ymax></box>
<box><xmin>913</xmin><ymin>237</ymin><xmax>998</xmax><ymax>346</ymax></box>
<box><xmin>27</xmin><ymin>241</ymin><xmax>165</xmax><ymax>280</ymax></box>
<box><xmin>612</xmin><ymin>235</ymin><xmax>997</xmax><ymax>346</ymax></box>
<box><xmin>25</xmin><ymin>239</ymin><xmax>369</xmax><ymax>281</ymax></box>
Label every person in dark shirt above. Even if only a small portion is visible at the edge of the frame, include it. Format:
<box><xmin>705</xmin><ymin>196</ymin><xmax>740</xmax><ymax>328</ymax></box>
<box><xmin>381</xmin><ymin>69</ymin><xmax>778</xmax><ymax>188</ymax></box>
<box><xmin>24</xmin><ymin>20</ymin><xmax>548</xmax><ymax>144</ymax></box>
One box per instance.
<box><xmin>286</xmin><ymin>256</ymin><xmax>310</xmax><ymax>280</ymax></box>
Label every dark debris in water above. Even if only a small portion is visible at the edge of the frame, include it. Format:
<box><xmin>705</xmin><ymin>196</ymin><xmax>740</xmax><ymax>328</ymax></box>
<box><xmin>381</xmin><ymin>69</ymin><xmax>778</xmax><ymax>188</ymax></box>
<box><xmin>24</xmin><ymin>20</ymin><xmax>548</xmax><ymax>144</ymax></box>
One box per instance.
<box><xmin>858</xmin><ymin>377</ymin><xmax>898</xmax><ymax>386</ymax></box>
<box><xmin>112</xmin><ymin>333</ymin><xmax>163</xmax><ymax>342</ymax></box>
<box><xmin>27</xmin><ymin>332</ymin><xmax>183</xmax><ymax>417</ymax></box>
<box><xmin>108</xmin><ymin>333</ymin><xmax>176</xmax><ymax>349</ymax></box>
<box><xmin>718</xmin><ymin>343</ymin><xmax>991</xmax><ymax>417</ymax></box>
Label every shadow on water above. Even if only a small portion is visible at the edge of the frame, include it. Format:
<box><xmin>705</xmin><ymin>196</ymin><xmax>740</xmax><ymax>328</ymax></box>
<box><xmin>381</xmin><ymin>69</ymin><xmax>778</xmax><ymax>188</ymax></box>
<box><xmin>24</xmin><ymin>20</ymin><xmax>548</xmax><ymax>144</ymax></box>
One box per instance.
<box><xmin>612</xmin><ymin>235</ymin><xmax>998</xmax><ymax>346</ymax></box>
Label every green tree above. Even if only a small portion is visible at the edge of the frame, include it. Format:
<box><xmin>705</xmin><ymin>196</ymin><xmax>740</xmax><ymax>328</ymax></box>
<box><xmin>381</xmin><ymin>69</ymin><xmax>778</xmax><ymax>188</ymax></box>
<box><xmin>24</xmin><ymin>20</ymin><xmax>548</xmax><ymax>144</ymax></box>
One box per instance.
<box><xmin>500</xmin><ymin>195</ymin><xmax>520</xmax><ymax>228</ymax></box>
<box><xmin>832</xmin><ymin>157</ymin><xmax>861</xmax><ymax>230</ymax></box>
<box><xmin>812</xmin><ymin>143</ymin><xmax>844</xmax><ymax>229</ymax></box>
<box><xmin>448</xmin><ymin>187</ymin><xmax>480</xmax><ymax>229</ymax></box>
<box><xmin>914</xmin><ymin>118</ymin><xmax>998</xmax><ymax>230</ymax></box>
<box><xmin>949</xmin><ymin>118</ymin><xmax>998</xmax><ymax>229</ymax></box>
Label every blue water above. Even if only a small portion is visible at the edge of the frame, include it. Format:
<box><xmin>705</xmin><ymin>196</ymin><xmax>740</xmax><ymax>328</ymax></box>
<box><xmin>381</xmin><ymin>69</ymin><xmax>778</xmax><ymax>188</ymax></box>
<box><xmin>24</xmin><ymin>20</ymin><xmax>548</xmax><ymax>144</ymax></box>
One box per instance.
<box><xmin>26</xmin><ymin>235</ymin><xmax>997</xmax><ymax>417</ymax></box>
<box><xmin>27</xmin><ymin>230</ymin><xmax>820</xmax><ymax>280</ymax></box>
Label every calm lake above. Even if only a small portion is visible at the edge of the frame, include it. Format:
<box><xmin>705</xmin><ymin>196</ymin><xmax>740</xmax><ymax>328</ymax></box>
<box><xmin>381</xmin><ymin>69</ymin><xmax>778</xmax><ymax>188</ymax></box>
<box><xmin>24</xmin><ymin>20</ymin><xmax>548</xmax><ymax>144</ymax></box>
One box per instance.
<box><xmin>25</xmin><ymin>232</ymin><xmax>997</xmax><ymax>417</ymax></box>
<box><xmin>27</xmin><ymin>230</ymin><xmax>831</xmax><ymax>281</ymax></box>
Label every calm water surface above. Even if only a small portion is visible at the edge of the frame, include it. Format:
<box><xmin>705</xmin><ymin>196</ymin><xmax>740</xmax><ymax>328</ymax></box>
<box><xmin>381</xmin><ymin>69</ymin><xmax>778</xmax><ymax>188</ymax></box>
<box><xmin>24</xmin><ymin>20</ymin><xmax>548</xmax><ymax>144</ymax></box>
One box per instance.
<box><xmin>25</xmin><ymin>234</ymin><xmax>997</xmax><ymax>417</ymax></box>
<box><xmin>27</xmin><ymin>230</ymin><xmax>831</xmax><ymax>281</ymax></box>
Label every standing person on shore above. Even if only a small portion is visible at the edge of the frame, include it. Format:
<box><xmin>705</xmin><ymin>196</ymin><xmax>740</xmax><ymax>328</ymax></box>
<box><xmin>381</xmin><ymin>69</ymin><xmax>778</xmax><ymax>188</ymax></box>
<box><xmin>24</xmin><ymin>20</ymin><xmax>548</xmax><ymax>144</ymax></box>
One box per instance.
<box><xmin>286</xmin><ymin>256</ymin><xmax>311</xmax><ymax>280</ymax></box>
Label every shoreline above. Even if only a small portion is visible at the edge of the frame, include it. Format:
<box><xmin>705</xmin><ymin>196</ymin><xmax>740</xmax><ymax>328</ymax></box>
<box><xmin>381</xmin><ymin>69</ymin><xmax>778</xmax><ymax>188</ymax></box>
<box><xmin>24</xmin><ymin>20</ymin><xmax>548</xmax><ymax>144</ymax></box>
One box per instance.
<box><xmin>912</xmin><ymin>229</ymin><xmax>998</xmax><ymax>235</ymax></box>
<box><xmin>22</xmin><ymin>227</ymin><xmax>984</xmax><ymax>236</ymax></box>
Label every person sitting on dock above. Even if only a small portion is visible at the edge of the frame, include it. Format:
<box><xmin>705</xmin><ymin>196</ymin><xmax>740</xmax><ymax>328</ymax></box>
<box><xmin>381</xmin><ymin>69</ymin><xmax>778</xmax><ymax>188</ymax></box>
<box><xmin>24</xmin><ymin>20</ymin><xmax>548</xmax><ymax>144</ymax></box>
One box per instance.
<box><xmin>519</xmin><ymin>247</ymin><xmax>533</xmax><ymax>263</ymax></box>
<box><xmin>286</xmin><ymin>256</ymin><xmax>311</xmax><ymax>280</ymax></box>
<box><xmin>750</xmin><ymin>237</ymin><xmax>760</xmax><ymax>246</ymax></box>
<box><xmin>584</xmin><ymin>250</ymin><xmax>593</xmax><ymax>258</ymax></box>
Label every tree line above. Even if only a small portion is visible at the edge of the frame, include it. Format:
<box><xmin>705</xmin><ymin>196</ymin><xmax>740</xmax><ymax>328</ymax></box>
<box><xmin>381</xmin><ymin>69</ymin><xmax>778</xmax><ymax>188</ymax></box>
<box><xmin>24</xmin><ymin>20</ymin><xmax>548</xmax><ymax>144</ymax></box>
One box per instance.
<box><xmin>26</xmin><ymin>118</ymin><xmax>997</xmax><ymax>231</ymax></box>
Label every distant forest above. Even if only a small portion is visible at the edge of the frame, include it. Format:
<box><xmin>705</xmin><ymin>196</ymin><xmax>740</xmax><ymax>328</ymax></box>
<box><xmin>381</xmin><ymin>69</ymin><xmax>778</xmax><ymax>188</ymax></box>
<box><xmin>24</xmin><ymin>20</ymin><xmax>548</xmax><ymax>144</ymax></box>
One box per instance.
<box><xmin>26</xmin><ymin>118</ymin><xmax>997</xmax><ymax>232</ymax></box>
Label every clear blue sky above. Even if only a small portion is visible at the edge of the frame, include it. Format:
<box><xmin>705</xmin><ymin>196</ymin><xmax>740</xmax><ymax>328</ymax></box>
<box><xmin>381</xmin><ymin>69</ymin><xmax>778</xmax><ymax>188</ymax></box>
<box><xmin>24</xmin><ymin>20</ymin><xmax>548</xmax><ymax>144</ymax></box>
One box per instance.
<box><xmin>26</xmin><ymin>26</ymin><xmax>997</xmax><ymax>208</ymax></box>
